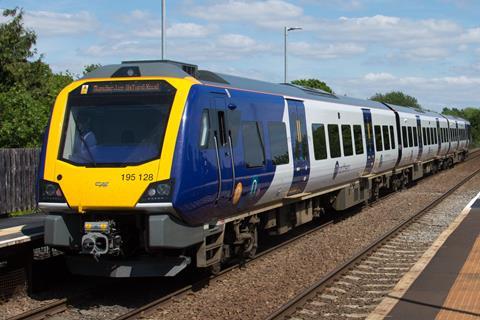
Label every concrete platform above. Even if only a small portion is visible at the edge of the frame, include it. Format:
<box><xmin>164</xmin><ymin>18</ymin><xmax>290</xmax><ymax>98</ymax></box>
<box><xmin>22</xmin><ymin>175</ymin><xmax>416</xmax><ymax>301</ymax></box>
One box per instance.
<box><xmin>368</xmin><ymin>192</ymin><xmax>480</xmax><ymax>320</ymax></box>
<box><xmin>0</xmin><ymin>215</ymin><xmax>45</xmax><ymax>249</ymax></box>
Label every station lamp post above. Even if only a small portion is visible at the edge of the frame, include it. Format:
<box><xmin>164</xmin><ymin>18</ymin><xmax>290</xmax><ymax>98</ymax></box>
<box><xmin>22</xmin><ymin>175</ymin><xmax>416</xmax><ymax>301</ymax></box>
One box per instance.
<box><xmin>162</xmin><ymin>0</ymin><xmax>166</xmax><ymax>59</ymax></box>
<box><xmin>284</xmin><ymin>26</ymin><xmax>302</xmax><ymax>83</ymax></box>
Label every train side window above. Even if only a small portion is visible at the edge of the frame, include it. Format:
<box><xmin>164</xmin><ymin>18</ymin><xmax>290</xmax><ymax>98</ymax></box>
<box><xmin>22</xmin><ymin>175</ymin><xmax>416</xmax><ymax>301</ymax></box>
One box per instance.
<box><xmin>328</xmin><ymin>124</ymin><xmax>341</xmax><ymax>158</ymax></box>
<box><xmin>312</xmin><ymin>123</ymin><xmax>327</xmax><ymax>160</ymax></box>
<box><xmin>402</xmin><ymin>126</ymin><xmax>408</xmax><ymax>148</ymax></box>
<box><xmin>268</xmin><ymin>122</ymin><xmax>289</xmax><ymax>165</ymax></box>
<box><xmin>423</xmin><ymin>128</ymin><xmax>427</xmax><ymax>145</ymax></box>
<box><xmin>342</xmin><ymin>125</ymin><xmax>353</xmax><ymax>156</ymax></box>
<box><xmin>353</xmin><ymin>125</ymin><xmax>364</xmax><ymax>155</ymax></box>
<box><xmin>429</xmin><ymin>128</ymin><xmax>433</xmax><ymax>145</ymax></box>
<box><xmin>434</xmin><ymin>128</ymin><xmax>438</xmax><ymax>144</ymax></box>
<box><xmin>242</xmin><ymin>121</ymin><xmax>265</xmax><ymax>168</ymax></box>
<box><xmin>199</xmin><ymin>109</ymin><xmax>210</xmax><ymax>148</ymax></box>
<box><xmin>389</xmin><ymin>126</ymin><xmax>395</xmax><ymax>149</ymax></box>
<box><xmin>430</xmin><ymin>128</ymin><xmax>434</xmax><ymax>144</ymax></box>
<box><xmin>382</xmin><ymin>126</ymin><xmax>391</xmax><ymax>150</ymax></box>
<box><xmin>407</xmin><ymin>127</ymin><xmax>413</xmax><ymax>147</ymax></box>
<box><xmin>412</xmin><ymin>127</ymin><xmax>418</xmax><ymax>147</ymax></box>
<box><xmin>374</xmin><ymin>125</ymin><xmax>383</xmax><ymax>151</ymax></box>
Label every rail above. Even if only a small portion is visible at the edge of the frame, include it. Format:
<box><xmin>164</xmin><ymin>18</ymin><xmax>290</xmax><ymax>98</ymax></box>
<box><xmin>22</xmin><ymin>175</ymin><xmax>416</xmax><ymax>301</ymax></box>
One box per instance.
<box><xmin>265</xmin><ymin>165</ymin><xmax>480</xmax><ymax>320</ymax></box>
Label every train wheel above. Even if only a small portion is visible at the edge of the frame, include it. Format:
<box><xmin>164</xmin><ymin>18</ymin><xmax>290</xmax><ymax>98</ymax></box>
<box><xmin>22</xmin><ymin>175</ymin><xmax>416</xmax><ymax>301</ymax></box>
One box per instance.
<box><xmin>210</xmin><ymin>262</ymin><xmax>222</xmax><ymax>275</ymax></box>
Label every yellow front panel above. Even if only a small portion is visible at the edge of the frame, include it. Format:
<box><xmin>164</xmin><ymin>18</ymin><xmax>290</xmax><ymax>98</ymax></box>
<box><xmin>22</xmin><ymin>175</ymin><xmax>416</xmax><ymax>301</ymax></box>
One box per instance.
<box><xmin>42</xmin><ymin>76</ymin><xmax>198</xmax><ymax>212</ymax></box>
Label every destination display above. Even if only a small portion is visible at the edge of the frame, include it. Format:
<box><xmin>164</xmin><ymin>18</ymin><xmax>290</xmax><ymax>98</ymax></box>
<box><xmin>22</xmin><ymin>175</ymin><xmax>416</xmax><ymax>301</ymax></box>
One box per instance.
<box><xmin>78</xmin><ymin>81</ymin><xmax>172</xmax><ymax>95</ymax></box>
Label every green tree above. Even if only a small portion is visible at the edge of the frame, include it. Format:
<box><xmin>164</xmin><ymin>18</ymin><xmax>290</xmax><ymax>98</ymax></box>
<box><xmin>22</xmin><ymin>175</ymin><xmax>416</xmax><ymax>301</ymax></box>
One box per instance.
<box><xmin>442</xmin><ymin>107</ymin><xmax>480</xmax><ymax>147</ymax></box>
<box><xmin>83</xmin><ymin>63</ymin><xmax>102</xmax><ymax>75</ymax></box>
<box><xmin>291</xmin><ymin>79</ymin><xmax>334</xmax><ymax>94</ymax></box>
<box><xmin>370</xmin><ymin>91</ymin><xmax>422</xmax><ymax>110</ymax></box>
<box><xmin>0</xmin><ymin>8</ymin><xmax>73</xmax><ymax>147</ymax></box>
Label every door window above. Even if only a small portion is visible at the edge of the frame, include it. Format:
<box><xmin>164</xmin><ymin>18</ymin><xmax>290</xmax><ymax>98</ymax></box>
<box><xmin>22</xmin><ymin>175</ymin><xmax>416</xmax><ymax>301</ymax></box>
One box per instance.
<box><xmin>353</xmin><ymin>125</ymin><xmax>364</xmax><ymax>155</ymax></box>
<box><xmin>375</xmin><ymin>125</ymin><xmax>383</xmax><ymax>151</ymax></box>
<box><xmin>268</xmin><ymin>122</ymin><xmax>289</xmax><ymax>165</ymax></box>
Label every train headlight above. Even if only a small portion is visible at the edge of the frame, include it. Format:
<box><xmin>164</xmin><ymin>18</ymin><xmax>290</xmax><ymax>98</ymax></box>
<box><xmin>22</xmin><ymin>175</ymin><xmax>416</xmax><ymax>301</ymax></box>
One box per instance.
<box><xmin>38</xmin><ymin>180</ymin><xmax>66</xmax><ymax>203</ymax></box>
<box><xmin>139</xmin><ymin>180</ymin><xmax>173</xmax><ymax>203</ymax></box>
<box><xmin>156</xmin><ymin>183</ymin><xmax>171</xmax><ymax>196</ymax></box>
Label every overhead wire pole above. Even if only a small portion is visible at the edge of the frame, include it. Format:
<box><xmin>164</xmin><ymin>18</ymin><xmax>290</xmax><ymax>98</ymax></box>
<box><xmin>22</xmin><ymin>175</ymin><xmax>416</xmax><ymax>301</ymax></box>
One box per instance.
<box><xmin>284</xmin><ymin>26</ymin><xmax>302</xmax><ymax>83</ymax></box>
<box><xmin>161</xmin><ymin>0</ymin><xmax>166</xmax><ymax>59</ymax></box>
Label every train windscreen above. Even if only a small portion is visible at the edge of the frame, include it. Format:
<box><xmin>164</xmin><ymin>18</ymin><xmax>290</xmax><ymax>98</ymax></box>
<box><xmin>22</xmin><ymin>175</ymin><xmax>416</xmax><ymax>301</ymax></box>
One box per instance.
<box><xmin>59</xmin><ymin>80</ymin><xmax>176</xmax><ymax>166</ymax></box>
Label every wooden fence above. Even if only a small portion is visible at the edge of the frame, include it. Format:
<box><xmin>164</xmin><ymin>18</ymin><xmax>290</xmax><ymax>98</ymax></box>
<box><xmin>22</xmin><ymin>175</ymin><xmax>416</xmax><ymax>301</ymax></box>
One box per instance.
<box><xmin>0</xmin><ymin>149</ymin><xmax>40</xmax><ymax>215</ymax></box>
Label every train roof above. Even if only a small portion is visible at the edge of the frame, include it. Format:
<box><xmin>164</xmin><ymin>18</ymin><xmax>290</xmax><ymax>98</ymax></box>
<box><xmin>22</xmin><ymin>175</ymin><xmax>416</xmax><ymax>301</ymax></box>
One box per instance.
<box><xmin>82</xmin><ymin>60</ymin><xmax>468</xmax><ymax>123</ymax></box>
<box><xmin>82</xmin><ymin>60</ymin><xmax>390</xmax><ymax>111</ymax></box>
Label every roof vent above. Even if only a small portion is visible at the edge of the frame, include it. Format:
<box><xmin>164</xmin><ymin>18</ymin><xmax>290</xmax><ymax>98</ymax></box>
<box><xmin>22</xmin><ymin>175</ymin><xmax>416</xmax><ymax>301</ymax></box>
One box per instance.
<box><xmin>121</xmin><ymin>59</ymin><xmax>198</xmax><ymax>77</ymax></box>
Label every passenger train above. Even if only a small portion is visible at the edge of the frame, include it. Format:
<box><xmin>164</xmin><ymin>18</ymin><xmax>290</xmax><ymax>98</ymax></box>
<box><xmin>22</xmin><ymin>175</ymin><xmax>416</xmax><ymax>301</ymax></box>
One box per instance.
<box><xmin>38</xmin><ymin>61</ymin><xmax>471</xmax><ymax>277</ymax></box>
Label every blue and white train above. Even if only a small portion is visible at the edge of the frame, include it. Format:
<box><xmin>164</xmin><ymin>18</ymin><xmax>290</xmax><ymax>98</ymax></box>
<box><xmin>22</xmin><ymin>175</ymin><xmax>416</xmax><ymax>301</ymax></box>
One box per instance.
<box><xmin>40</xmin><ymin>61</ymin><xmax>471</xmax><ymax>277</ymax></box>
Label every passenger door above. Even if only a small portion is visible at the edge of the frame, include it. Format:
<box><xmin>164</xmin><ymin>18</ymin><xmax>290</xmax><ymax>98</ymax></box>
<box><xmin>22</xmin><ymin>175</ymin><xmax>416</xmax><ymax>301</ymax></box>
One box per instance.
<box><xmin>210</xmin><ymin>93</ymin><xmax>234</xmax><ymax>207</ymax></box>
<box><xmin>286</xmin><ymin>99</ymin><xmax>310</xmax><ymax>196</ymax></box>
<box><xmin>362</xmin><ymin>109</ymin><xmax>375</xmax><ymax>175</ymax></box>
<box><xmin>416</xmin><ymin>115</ymin><xmax>423</xmax><ymax>161</ymax></box>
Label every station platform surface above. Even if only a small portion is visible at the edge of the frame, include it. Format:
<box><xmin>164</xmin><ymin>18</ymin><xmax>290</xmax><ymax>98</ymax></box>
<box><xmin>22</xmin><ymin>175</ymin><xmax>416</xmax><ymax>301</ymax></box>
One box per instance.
<box><xmin>369</xmin><ymin>192</ymin><xmax>480</xmax><ymax>320</ymax></box>
<box><xmin>0</xmin><ymin>215</ymin><xmax>45</xmax><ymax>249</ymax></box>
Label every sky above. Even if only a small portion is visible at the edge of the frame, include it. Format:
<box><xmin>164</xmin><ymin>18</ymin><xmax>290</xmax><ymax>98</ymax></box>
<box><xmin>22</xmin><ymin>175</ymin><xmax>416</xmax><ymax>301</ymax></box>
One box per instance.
<box><xmin>1</xmin><ymin>0</ymin><xmax>480</xmax><ymax>112</ymax></box>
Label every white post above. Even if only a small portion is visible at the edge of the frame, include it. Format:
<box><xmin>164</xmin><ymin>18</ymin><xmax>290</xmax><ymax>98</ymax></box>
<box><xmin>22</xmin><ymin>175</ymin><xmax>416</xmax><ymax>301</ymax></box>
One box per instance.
<box><xmin>161</xmin><ymin>0</ymin><xmax>166</xmax><ymax>60</ymax></box>
<box><xmin>284</xmin><ymin>26</ymin><xmax>287</xmax><ymax>83</ymax></box>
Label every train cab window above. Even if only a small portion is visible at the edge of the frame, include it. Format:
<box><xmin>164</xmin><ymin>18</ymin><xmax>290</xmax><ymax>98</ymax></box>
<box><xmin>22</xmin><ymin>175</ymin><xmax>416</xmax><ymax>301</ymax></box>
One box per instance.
<box><xmin>382</xmin><ymin>126</ymin><xmax>390</xmax><ymax>150</ymax></box>
<box><xmin>412</xmin><ymin>127</ymin><xmax>418</xmax><ymax>147</ymax></box>
<box><xmin>353</xmin><ymin>125</ymin><xmax>364</xmax><ymax>155</ymax></box>
<box><xmin>342</xmin><ymin>125</ymin><xmax>353</xmax><ymax>156</ymax></box>
<box><xmin>374</xmin><ymin>125</ymin><xmax>383</xmax><ymax>151</ymax></box>
<box><xmin>268</xmin><ymin>122</ymin><xmax>289</xmax><ymax>165</ymax></box>
<box><xmin>242</xmin><ymin>121</ymin><xmax>265</xmax><ymax>168</ymax></box>
<box><xmin>312</xmin><ymin>124</ymin><xmax>327</xmax><ymax>160</ymax></box>
<box><xmin>328</xmin><ymin>124</ymin><xmax>341</xmax><ymax>158</ymax></box>
<box><xmin>199</xmin><ymin>109</ymin><xmax>210</xmax><ymax>148</ymax></box>
<box><xmin>389</xmin><ymin>126</ymin><xmax>395</xmax><ymax>149</ymax></box>
<box><xmin>407</xmin><ymin>127</ymin><xmax>413</xmax><ymax>147</ymax></box>
<box><xmin>402</xmin><ymin>126</ymin><xmax>408</xmax><ymax>148</ymax></box>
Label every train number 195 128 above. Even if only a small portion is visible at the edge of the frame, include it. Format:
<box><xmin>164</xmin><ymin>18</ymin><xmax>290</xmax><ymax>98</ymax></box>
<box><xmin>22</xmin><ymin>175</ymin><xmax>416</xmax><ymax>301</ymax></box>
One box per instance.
<box><xmin>121</xmin><ymin>173</ymin><xmax>154</xmax><ymax>181</ymax></box>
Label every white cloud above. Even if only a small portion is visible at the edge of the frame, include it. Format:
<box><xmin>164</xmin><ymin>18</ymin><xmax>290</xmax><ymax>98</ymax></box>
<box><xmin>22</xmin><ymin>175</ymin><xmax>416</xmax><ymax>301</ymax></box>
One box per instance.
<box><xmin>344</xmin><ymin>73</ymin><xmax>480</xmax><ymax>110</ymax></box>
<box><xmin>24</xmin><ymin>10</ymin><xmax>98</xmax><ymax>36</ymax></box>
<box><xmin>134</xmin><ymin>22</ymin><xmax>213</xmax><ymax>38</ymax></box>
<box><xmin>189</xmin><ymin>0</ymin><xmax>303</xmax><ymax>23</ymax></box>
<box><xmin>82</xmin><ymin>32</ymin><xmax>271</xmax><ymax>61</ymax></box>
<box><xmin>290</xmin><ymin>41</ymin><xmax>366</xmax><ymax>59</ymax></box>
<box><xmin>364</xmin><ymin>73</ymin><xmax>396</xmax><ymax>81</ymax></box>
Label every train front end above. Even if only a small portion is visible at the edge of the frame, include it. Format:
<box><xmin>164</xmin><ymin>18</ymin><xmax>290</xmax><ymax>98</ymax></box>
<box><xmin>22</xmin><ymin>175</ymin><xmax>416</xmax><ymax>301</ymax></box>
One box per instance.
<box><xmin>38</xmin><ymin>62</ymin><xmax>202</xmax><ymax>277</ymax></box>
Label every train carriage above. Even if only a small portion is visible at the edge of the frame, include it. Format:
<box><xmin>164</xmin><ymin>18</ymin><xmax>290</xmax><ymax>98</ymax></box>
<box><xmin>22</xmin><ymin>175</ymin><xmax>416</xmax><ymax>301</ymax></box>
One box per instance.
<box><xmin>39</xmin><ymin>61</ymin><xmax>470</xmax><ymax>277</ymax></box>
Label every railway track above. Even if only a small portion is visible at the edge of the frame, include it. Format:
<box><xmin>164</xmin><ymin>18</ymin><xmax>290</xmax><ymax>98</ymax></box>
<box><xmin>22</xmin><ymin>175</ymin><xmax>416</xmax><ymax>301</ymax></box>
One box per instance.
<box><xmin>7</xmin><ymin>150</ymin><xmax>480</xmax><ymax>320</ymax></box>
<box><xmin>6</xmin><ymin>299</ymin><xmax>66</xmax><ymax>320</ymax></box>
<box><xmin>265</xmin><ymin>164</ymin><xmax>480</xmax><ymax>320</ymax></box>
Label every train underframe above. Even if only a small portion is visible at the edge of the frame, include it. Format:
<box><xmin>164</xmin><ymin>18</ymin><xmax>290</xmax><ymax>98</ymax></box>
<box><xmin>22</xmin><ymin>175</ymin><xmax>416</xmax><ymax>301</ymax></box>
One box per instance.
<box><xmin>44</xmin><ymin>150</ymin><xmax>468</xmax><ymax>277</ymax></box>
